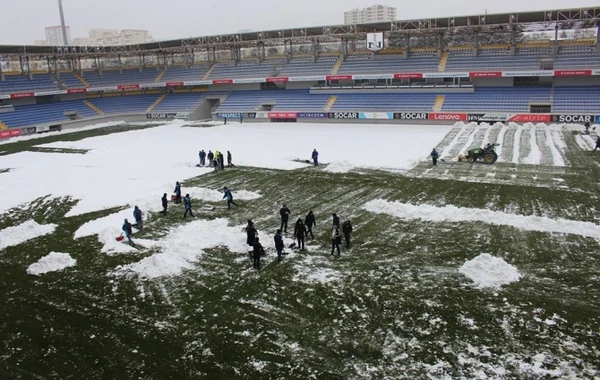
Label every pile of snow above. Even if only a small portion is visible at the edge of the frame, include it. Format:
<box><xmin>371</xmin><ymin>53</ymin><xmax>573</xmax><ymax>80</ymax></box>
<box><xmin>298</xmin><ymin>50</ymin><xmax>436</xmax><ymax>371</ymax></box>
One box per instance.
<box><xmin>323</xmin><ymin>161</ymin><xmax>355</xmax><ymax>174</ymax></box>
<box><xmin>459</xmin><ymin>253</ymin><xmax>522</xmax><ymax>289</ymax></box>
<box><xmin>115</xmin><ymin>218</ymin><xmax>250</xmax><ymax>278</ymax></box>
<box><xmin>26</xmin><ymin>252</ymin><xmax>77</xmax><ymax>275</ymax></box>
<box><xmin>74</xmin><ymin>187</ymin><xmax>261</xmax><ymax>254</ymax></box>
<box><xmin>0</xmin><ymin>221</ymin><xmax>57</xmax><ymax>250</ymax></box>
<box><xmin>0</xmin><ymin>121</ymin><xmax>451</xmax><ymax>216</ymax></box>
<box><xmin>362</xmin><ymin>199</ymin><xmax>600</xmax><ymax>240</ymax></box>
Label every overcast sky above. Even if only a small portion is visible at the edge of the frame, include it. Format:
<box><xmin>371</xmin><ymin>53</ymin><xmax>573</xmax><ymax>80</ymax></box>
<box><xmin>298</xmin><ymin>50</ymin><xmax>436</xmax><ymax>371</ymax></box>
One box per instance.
<box><xmin>1</xmin><ymin>0</ymin><xmax>598</xmax><ymax>45</ymax></box>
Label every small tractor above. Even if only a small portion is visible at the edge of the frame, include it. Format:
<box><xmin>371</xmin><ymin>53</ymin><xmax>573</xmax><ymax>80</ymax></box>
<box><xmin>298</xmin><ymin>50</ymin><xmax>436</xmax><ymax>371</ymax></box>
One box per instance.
<box><xmin>460</xmin><ymin>143</ymin><xmax>499</xmax><ymax>164</ymax></box>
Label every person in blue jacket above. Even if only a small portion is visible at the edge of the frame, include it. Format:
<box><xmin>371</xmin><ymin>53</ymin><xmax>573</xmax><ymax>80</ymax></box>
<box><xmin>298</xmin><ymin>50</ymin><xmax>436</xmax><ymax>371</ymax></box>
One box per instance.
<box><xmin>122</xmin><ymin>218</ymin><xmax>135</xmax><ymax>247</ymax></box>
<box><xmin>312</xmin><ymin>149</ymin><xmax>319</xmax><ymax>166</ymax></box>
<box><xmin>430</xmin><ymin>148</ymin><xmax>439</xmax><ymax>166</ymax></box>
<box><xmin>223</xmin><ymin>187</ymin><xmax>239</xmax><ymax>209</ymax></box>
<box><xmin>199</xmin><ymin>150</ymin><xmax>206</xmax><ymax>166</ymax></box>
<box><xmin>183</xmin><ymin>194</ymin><xmax>194</xmax><ymax>218</ymax></box>
<box><xmin>133</xmin><ymin>206</ymin><xmax>143</xmax><ymax>231</ymax></box>
<box><xmin>174</xmin><ymin>181</ymin><xmax>182</xmax><ymax>204</ymax></box>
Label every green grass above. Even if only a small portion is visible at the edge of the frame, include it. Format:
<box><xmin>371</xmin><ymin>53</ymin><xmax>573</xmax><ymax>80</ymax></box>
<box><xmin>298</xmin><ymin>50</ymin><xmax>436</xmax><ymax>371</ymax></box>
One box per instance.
<box><xmin>1</xmin><ymin>126</ymin><xmax>599</xmax><ymax>379</ymax></box>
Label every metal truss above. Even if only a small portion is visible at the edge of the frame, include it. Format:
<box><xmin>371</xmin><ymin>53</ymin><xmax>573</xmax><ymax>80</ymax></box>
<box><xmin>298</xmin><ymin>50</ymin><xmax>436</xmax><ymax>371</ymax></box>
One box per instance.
<box><xmin>0</xmin><ymin>6</ymin><xmax>597</xmax><ymax>64</ymax></box>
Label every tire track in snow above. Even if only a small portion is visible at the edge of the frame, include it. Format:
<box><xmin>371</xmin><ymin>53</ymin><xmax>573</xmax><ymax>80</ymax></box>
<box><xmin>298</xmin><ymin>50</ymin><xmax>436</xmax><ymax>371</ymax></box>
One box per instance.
<box><xmin>522</xmin><ymin>125</ymin><xmax>541</xmax><ymax>165</ymax></box>
<box><xmin>512</xmin><ymin>126</ymin><xmax>524</xmax><ymax>164</ymax></box>
<box><xmin>440</xmin><ymin>125</ymin><xmax>470</xmax><ymax>159</ymax></box>
<box><xmin>457</xmin><ymin>127</ymin><xmax>480</xmax><ymax>157</ymax></box>
<box><xmin>545</xmin><ymin>127</ymin><xmax>565</xmax><ymax>167</ymax></box>
<box><xmin>495</xmin><ymin>125</ymin><xmax>510</xmax><ymax>162</ymax></box>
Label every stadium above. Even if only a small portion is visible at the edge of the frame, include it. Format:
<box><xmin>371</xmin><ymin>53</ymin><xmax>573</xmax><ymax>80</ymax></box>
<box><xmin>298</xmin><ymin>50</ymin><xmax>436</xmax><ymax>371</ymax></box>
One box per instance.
<box><xmin>1</xmin><ymin>4</ymin><xmax>600</xmax><ymax>380</ymax></box>
<box><xmin>1</xmin><ymin>7</ymin><xmax>599</xmax><ymax>132</ymax></box>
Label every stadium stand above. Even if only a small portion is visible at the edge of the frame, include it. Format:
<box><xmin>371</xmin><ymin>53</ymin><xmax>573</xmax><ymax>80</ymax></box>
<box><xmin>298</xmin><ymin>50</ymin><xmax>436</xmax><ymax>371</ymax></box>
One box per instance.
<box><xmin>216</xmin><ymin>90</ymin><xmax>330</xmax><ymax>112</ymax></box>
<box><xmin>0</xmin><ymin>101</ymin><xmax>97</xmax><ymax>128</ymax></box>
<box><xmin>161</xmin><ymin>65</ymin><xmax>210</xmax><ymax>82</ymax></box>
<box><xmin>279</xmin><ymin>56</ymin><xmax>338</xmax><ymax>76</ymax></box>
<box><xmin>555</xmin><ymin>47</ymin><xmax>600</xmax><ymax>68</ymax></box>
<box><xmin>442</xmin><ymin>87</ymin><xmax>551</xmax><ymax>112</ymax></box>
<box><xmin>152</xmin><ymin>93</ymin><xmax>208</xmax><ymax>112</ymax></box>
<box><xmin>331</xmin><ymin>93</ymin><xmax>439</xmax><ymax>112</ymax></box>
<box><xmin>337</xmin><ymin>53</ymin><xmax>440</xmax><ymax>74</ymax></box>
<box><xmin>209</xmin><ymin>59</ymin><xmax>284</xmax><ymax>79</ymax></box>
<box><xmin>445</xmin><ymin>49</ymin><xmax>546</xmax><ymax>71</ymax></box>
<box><xmin>82</xmin><ymin>69</ymin><xmax>159</xmax><ymax>87</ymax></box>
<box><xmin>87</xmin><ymin>94</ymin><xmax>160</xmax><ymax>114</ymax></box>
<box><xmin>0</xmin><ymin>73</ymin><xmax>58</xmax><ymax>94</ymax></box>
<box><xmin>553</xmin><ymin>86</ymin><xmax>600</xmax><ymax>113</ymax></box>
<box><xmin>59</xmin><ymin>72</ymin><xmax>88</xmax><ymax>88</ymax></box>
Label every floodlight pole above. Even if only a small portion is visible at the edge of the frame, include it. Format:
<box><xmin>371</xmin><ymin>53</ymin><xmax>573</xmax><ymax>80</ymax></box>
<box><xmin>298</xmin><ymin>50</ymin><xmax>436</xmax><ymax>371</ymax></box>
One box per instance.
<box><xmin>58</xmin><ymin>0</ymin><xmax>69</xmax><ymax>46</ymax></box>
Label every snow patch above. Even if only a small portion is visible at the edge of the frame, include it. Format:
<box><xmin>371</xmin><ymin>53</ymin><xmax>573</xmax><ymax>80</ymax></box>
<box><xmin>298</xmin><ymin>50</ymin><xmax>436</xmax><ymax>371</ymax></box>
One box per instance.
<box><xmin>26</xmin><ymin>252</ymin><xmax>76</xmax><ymax>275</ymax></box>
<box><xmin>323</xmin><ymin>161</ymin><xmax>354</xmax><ymax>173</ymax></box>
<box><xmin>74</xmin><ymin>188</ymin><xmax>261</xmax><ymax>254</ymax></box>
<box><xmin>115</xmin><ymin>218</ymin><xmax>249</xmax><ymax>278</ymax></box>
<box><xmin>362</xmin><ymin>199</ymin><xmax>600</xmax><ymax>240</ymax></box>
<box><xmin>0</xmin><ymin>221</ymin><xmax>57</xmax><ymax>251</ymax></box>
<box><xmin>459</xmin><ymin>253</ymin><xmax>522</xmax><ymax>289</ymax></box>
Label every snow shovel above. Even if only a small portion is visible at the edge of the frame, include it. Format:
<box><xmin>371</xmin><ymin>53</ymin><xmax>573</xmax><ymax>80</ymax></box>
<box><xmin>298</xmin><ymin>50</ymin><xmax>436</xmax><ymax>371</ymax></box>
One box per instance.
<box><xmin>115</xmin><ymin>234</ymin><xmax>125</xmax><ymax>242</ymax></box>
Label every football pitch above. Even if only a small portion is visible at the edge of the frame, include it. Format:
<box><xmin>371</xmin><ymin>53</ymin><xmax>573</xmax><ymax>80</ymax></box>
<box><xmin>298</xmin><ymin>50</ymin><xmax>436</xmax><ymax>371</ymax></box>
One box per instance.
<box><xmin>0</xmin><ymin>121</ymin><xmax>599</xmax><ymax>379</ymax></box>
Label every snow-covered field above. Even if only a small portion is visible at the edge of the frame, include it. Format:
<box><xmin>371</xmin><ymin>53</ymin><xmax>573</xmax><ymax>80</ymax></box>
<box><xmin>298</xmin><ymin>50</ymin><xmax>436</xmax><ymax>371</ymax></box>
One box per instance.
<box><xmin>1</xmin><ymin>120</ymin><xmax>599</xmax><ymax>379</ymax></box>
<box><xmin>0</xmin><ymin>121</ymin><xmax>450</xmax><ymax>216</ymax></box>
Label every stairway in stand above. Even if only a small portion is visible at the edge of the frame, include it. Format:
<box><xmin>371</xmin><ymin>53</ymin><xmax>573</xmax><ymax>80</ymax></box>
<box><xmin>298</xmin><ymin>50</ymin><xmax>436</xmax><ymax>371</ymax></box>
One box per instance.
<box><xmin>73</xmin><ymin>71</ymin><xmax>90</xmax><ymax>87</ymax></box>
<box><xmin>433</xmin><ymin>95</ymin><xmax>445</xmax><ymax>112</ymax></box>
<box><xmin>146</xmin><ymin>93</ymin><xmax>168</xmax><ymax>112</ymax></box>
<box><xmin>437</xmin><ymin>52</ymin><xmax>449</xmax><ymax>72</ymax></box>
<box><xmin>330</xmin><ymin>55</ymin><xmax>344</xmax><ymax>75</ymax></box>
<box><xmin>324</xmin><ymin>95</ymin><xmax>337</xmax><ymax>111</ymax></box>
<box><xmin>84</xmin><ymin>100</ymin><xmax>105</xmax><ymax>116</ymax></box>
<box><xmin>202</xmin><ymin>63</ymin><xmax>217</xmax><ymax>80</ymax></box>
<box><xmin>154</xmin><ymin>68</ymin><xmax>167</xmax><ymax>82</ymax></box>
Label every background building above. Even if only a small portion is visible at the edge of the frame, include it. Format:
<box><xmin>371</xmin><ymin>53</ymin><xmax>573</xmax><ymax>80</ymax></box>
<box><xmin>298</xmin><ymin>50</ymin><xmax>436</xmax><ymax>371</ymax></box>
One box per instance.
<box><xmin>45</xmin><ymin>25</ymin><xmax>72</xmax><ymax>46</ymax></box>
<box><xmin>44</xmin><ymin>28</ymin><xmax>153</xmax><ymax>46</ymax></box>
<box><xmin>344</xmin><ymin>4</ymin><xmax>397</xmax><ymax>24</ymax></box>
<box><xmin>119</xmin><ymin>29</ymin><xmax>150</xmax><ymax>45</ymax></box>
<box><xmin>89</xmin><ymin>28</ymin><xmax>120</xmax><ymax>43</ymax></box>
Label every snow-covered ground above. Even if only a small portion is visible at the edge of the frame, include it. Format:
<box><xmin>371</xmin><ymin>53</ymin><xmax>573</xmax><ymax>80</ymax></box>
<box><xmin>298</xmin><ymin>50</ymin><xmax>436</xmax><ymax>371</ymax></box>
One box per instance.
<box><xmin>26</xmin><ymin>252</ymin><xmax>77</xmax><ymax>275</ymax></box>
<box><xmin>0</xmin><ymin>121</ymin><xmax>451</xmax><ymax>216</ymax></box>
<box><xmin>0</xmin><ymin>221</ymin><xmax>57</xmax><ymax>251</ymax></box>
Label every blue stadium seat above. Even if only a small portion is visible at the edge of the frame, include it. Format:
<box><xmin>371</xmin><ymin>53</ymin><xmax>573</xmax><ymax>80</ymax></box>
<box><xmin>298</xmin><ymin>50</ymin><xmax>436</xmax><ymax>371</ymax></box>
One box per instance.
<box><xmin>0</xmin><ymin>73</ymin><xmax>59</xmax><ymax>94</ymax></box>
<box><xmin>0</xmin><ymin>100</ymin><xmax>97</xmax><ymax>128</ymax></box>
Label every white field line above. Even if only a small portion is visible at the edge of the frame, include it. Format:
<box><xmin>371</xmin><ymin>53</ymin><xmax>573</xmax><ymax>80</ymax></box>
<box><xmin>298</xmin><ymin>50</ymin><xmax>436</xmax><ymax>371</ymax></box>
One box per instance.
<box><xmin>363</xmin><ymin>199</ymin><xmax>600</xmax><ymax>240</ymax></box>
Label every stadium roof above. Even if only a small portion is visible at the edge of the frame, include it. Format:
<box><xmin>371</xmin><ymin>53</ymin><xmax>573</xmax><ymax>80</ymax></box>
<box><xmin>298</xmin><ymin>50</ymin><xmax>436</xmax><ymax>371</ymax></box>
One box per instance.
<box><xmin>0</xmin><ymin>7</ymin><xmax>598</xmax><ymax>58</ymax></box>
